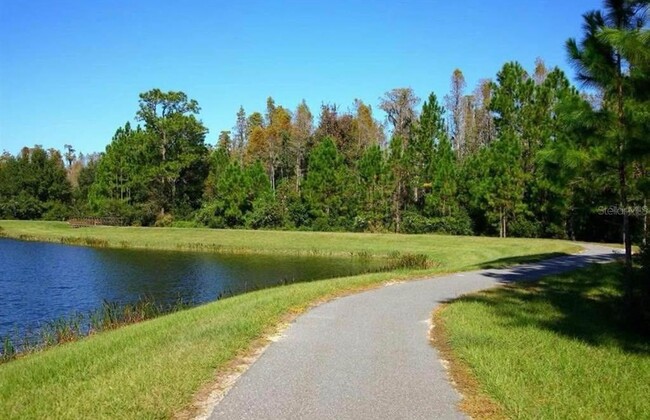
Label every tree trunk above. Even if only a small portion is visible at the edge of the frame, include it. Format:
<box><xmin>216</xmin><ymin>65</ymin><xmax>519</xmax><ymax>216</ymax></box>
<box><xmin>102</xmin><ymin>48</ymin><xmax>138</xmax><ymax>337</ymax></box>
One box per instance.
<box><xmin>616</xmin><ymin>54</ymin><xmax>632</xmax><ymax>268</ymax></box>
<box><xmin>619</xmin><ymin>129</ymin><xmax>632</xmax><ymax>267</ymax></box>
<box><xmin>394</xmin><ymin>181</ymin><xmax>402</xmax><ymax>233</ymax></box>
<box><xmin>295</xmin><ymin>155</ymin><xmax>301</xmax><ymax>193</ymax></box>
<box><xmin>499</xmin><ymin>208</ymin><xmax>503</xmax><ymax>238</ymax></box>
<box><xmin>499</xmin><ymin>207</ymin><xmax>507</xmax><ymax>238</ymax></box>
<box><xmin>643</xmin><ymin>197</ymin><xmax>648</xmax><ymax>246</ymax></box>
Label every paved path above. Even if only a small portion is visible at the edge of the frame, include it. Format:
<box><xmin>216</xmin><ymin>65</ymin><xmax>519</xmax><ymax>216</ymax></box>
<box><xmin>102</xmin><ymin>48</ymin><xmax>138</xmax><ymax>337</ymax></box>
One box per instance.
<box><xmin>209</xmin><ymin>245</ymin><xmax>617</xmax><ymax>420</ymax></box>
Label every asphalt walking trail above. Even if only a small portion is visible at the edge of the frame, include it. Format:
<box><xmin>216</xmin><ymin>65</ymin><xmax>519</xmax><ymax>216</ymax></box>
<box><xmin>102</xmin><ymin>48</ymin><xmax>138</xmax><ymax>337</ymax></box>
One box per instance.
<box><xmin>208</xmin><ymin>245</ymin><xmax>617</xmax><ymax>420</ymax></box>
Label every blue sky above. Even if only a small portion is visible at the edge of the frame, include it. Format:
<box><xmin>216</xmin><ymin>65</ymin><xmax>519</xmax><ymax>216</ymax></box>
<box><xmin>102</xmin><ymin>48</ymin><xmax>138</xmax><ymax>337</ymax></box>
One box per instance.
<box><xmin>0</xmin><ymin>0</ymin><xmax>603</xmax><ymax>155</ymax></box>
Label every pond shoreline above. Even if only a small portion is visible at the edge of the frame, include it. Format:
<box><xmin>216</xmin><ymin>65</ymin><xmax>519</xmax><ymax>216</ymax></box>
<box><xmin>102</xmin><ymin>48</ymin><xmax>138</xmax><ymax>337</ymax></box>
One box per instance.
<box><xmin>0</xmin><ymin>236</ymin><xmax>389</xmax><ymax>360</ymax></box>
<box><xmin>0</xmin><ymin>220</ymin><xmax>585</xmax><ymax>419</ymax></box>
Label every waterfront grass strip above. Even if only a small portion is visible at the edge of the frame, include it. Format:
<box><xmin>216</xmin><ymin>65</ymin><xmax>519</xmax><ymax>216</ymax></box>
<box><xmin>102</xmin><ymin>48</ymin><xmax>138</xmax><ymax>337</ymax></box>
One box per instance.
<box><xmin>433</xmin><ymin>263</ymin><xmax>650</xmax><ymax>419</ymax></box>
<box><xmin>0</xmin><ymin>271</ymin><xmax>407</xmax><ymax>419</ymax></box>
<box><xmin>0</xmin><ymin>220</ymin><xmax>580</xmax><ymax>264</ymax></box>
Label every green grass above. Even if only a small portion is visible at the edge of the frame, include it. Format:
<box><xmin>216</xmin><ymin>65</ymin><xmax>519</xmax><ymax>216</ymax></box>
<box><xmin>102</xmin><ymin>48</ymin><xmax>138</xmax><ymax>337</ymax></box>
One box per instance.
<box><xmin>435</xmin><ymin>263</ymin><xmax>650</xmax><ymax>419</ymax></box>
<box><xmin>0</xmin><ymin>220</ymin><xmax>581</xmax><ymax>266</ymax></box>
<box><xmin>0</xmin><ymin>220</ymin><xmax>585</xmax><ymax>419</ymax></box>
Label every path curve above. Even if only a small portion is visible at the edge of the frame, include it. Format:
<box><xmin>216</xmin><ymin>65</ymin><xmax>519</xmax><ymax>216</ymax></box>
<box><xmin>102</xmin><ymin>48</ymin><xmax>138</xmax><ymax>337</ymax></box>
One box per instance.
<box><xmin>208</xmin><ymin>245</ymin><xmax>617</xmax><ymax>420</ymax></box>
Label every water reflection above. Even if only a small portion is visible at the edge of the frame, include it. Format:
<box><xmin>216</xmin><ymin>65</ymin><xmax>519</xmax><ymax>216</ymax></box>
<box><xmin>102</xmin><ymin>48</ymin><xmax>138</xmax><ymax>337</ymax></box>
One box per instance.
<box><xmin>0</xmin><ymin>238</ymin><xmax>380</xmax><ymax>338</ymax></box>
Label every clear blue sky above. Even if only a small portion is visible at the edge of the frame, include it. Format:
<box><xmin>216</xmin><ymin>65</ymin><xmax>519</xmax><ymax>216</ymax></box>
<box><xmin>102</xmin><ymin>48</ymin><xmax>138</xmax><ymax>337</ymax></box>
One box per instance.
<box><xmin>0</xmin><ymin>0</ymin><xmax>603</xmax><ymax>155</ymax></box>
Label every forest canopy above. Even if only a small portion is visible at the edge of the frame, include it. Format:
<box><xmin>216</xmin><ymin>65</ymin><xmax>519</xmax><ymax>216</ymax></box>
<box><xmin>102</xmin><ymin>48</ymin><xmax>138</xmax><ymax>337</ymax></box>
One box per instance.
<box><xmin>1</xmin><ymin>2</ymin><xmax>648</xmax><ymax>255</ymax></box>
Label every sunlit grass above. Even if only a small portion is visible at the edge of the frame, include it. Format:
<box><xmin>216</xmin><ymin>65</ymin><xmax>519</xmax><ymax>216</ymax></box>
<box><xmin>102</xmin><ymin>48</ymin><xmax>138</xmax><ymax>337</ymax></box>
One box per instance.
<box><xmin>0</xmin><ymin>220</ymin><xmax>581</xmax><ymax>267</ymax></box>
<box><xmin>0</xmin><ymin>220</ymin><xmax>586</xmax><ymax>419</ymax></box>
<box><xmin>435</xmin><ymin>263</ymin><xmax>650</xmax><ymax>419</ymax></box>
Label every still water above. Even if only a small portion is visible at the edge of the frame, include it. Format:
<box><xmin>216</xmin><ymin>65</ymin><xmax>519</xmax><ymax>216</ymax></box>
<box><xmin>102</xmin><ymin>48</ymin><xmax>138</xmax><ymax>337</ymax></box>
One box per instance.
<box><xmin>0</xmin><ymin>238</ymin><xmax>380</xmax><ymax>339</ymax></box>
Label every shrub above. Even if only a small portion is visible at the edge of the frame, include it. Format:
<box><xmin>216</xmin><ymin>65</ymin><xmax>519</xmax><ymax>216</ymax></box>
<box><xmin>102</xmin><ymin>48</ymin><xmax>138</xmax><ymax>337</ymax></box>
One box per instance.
<box><xmin>195</xmin><ymin>202</ymin><xmax>225</xmax><ymax>228</ymax></box>
<box><xmin>154</xmin><ymin>213</ymin><xmax>173</xmax><ymax>227</ymax></box>
<box><xmin>246</xmin><ymin>197</ymin><xmax>286</xmax><ymax>229</ymax></box>
<box><xmin>385</xmin><ymin>252</ymin><xmax>433</xmax><ymax>270</ymax></box>
<box><xmin>401</xmin><ymin>211</ymin><xmax>473</xmax><ymax>235</ymax></box>
<box><xmin>353</xmin><ymin>212</ymin><xmax>387</xmax><ymax>232</ymax></box>
<box><xmin>1</xmin><ymin>192</ymin><xmax>43</xmax><ymax>219</ymax></box>
<box><xmin>170</xmin><ymin>220</ymin><xmax>200</xmax><ymax>228</ymax></box>
<box><xmin>41</xmin><ymin>201</ymin><xmax>71</xmax><ymax>221</ymax></box>
<box><xmin>93</xmin><ymin>199</ymin><xmax>138</xmax><ymax>225</ymax></box>
<box><xmin>509</xmin><ymin>217</ymin><xmax>543</xmax><ymax>238</ymax></box>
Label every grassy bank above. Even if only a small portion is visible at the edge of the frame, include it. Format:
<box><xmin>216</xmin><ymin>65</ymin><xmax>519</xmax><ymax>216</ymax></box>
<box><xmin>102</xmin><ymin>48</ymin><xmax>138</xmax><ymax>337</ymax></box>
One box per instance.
<box><xmin>0</xmin><ymin>220</ymin><xmax>584</xmax><ymax>418</ymax></box>
<box><xmin>433</xmin><ymin>263</ymin><xmax>650</xmax><ymax>419</ymax></box>
<box><xmin>0</xmin><ymin>271</ymin><xmax>405</xmax><ymax>419</ymax></box>
<box><xmin>0</xmin><ymin>220</ymin><xmax>581</xmax><ymax>266</ymax></box>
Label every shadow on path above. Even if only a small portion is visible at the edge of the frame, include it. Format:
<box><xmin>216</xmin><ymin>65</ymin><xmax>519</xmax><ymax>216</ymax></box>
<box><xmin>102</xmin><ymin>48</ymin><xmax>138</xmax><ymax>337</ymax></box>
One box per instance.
<box><xmin>478</xmin><ymin>252</ymin><xmax>570</xmax><ymax>269</ymax></box>
<box><xmin>483</xmin><ymin>252</ymin><xmax>619</xmax><ymax>284</ymax></box>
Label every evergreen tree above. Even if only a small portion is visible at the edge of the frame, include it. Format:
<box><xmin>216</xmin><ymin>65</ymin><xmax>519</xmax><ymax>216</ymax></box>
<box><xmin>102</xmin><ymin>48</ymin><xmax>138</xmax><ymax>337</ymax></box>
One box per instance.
<box><xmin>135</xmin><ymin>89</ymin><xmax>209</xmax><ymax>217</ymax></box>
<box><xmin>303</xmin><ymin>137</ymin><xmax>356</xmax><ymax>230</ymax></box>
<box><xmin>566</xmin><ymin>0</ymin><xmax>648</xmax><ymax>264</ymax></box>
<box><xmin>358</xmin><ymin>145</ymin><xmax>388</xmax><ymax>230</ymax></box>
<box><xmin>410</xmin><ymin>92</ymin><xmax>446</xmax><ymax>209</ymax></box>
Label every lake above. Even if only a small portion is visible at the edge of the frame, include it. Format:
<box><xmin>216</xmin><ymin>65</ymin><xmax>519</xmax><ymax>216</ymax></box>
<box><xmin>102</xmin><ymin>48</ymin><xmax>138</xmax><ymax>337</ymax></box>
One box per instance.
<box><xmin>0</xmin><ymin>238</ymin><xmax>381</xmax><ymax>342</ymax></box>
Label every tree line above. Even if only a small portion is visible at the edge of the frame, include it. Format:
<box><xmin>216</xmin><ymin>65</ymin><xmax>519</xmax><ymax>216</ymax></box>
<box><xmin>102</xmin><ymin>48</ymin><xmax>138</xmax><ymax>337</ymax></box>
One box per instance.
<box><xmin>1</xmin><ymin>1</ymin><xmax>648</xmax><ymax>256</ymax></box>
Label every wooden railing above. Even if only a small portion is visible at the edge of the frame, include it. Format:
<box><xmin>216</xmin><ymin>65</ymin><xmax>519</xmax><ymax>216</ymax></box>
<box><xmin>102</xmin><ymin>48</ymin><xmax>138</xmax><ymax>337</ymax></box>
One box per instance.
<box><xmin>68</xmin><ymin>217</ymin><xmax>124</xmax><ymax>228</ymax></box>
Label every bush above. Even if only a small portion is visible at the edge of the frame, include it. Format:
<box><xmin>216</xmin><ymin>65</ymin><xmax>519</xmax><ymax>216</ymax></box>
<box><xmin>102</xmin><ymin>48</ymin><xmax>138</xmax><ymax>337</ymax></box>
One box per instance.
<box><xmin>401</xmin><ymin>211</ymin><xmax>473</xmax><ymax>235</ymax></box>
<box><xmin>246</xmin><ymin>197</ymin><xmax>286</xmax><ymax>229</ymax></box>
<box><xmin>1</xmin><ymin>192</ymin><xmax>43</xmax><ymax>219</ymax></box>
<box><xmin>133</xmin><ymin>202</ymin><xmax>160</xmax><ymax>227</ymax></box>
<box><xmin>287</xmin><ymin>200</ymin><xmax>310</xmax><ymax>229</ymax></box>
<box><xmin>509</xmin><ymin>217</ymin><xmax>543</xmax><ymax>238</ymax></box>
<box><xmin>41</xmin><ymin>201</ymin><xmax>71</xmax><ymax>221</ymax></box>
<box><xmin>310</xmin><ymin>216</ymin><xmax>333</xmax><ymax>232</ymax></box>
<box><xmin>352</xmin><ymin>215</ymin><xmax>369</xmax><ymax>232</ymax></box>
<box><xmin>154</xmin><ymin>213</ymin><xmax>173</xmax><ymax>227</ymax></box>
<box><xmin>93</xmin><ymin>199</ymin><xmax>137</xmax><ymax>225</ymax></box>
<box><xmin>170</xmin><ymin>220</ymin><xmax>200</xmax><ymax>228</ymax></box>
<box><xmin>353</xmin><ymin>212</ymin><xmax>387</xmax><ymax>232</ymax></box>
<box><xmin>194</xmin><ymin>202</ymin><xmax>225</xmax><ymax>228</ymax></box>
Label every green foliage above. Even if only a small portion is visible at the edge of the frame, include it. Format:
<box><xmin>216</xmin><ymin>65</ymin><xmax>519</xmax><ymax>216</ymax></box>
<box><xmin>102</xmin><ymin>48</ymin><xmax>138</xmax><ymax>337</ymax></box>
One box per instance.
<box><xmin>197</xmin><ymin>159</ymin><xmax>273</xmax><ymax>228</ymax></box>
<box><xmin>461</xmin><ymin>134</ymin><xmax>526</xmax><ymax>237</ymax></box>
<box><xmin>3</xmin><ymin>8</ymin><xmax>648</xmax><ymax>248</ymax></box>
<box><xmin>303</xmin><ymin>137</ymin><xmax>357</xmax><ymax>230</ymax></box>
<box><xmin>170</xmin><ymin>220</ymin><xmax>200</xmax><ymax>228</ymax></box>
<box><xmin>41</xmin><ymin>201</ymin><xmax>71</xmax><ymax>221</ymax></box>
<box><xmin>246</xmin><ymin>196</ymin><xmax>287</xmax><ymax>229</ymax></box>
<box><xmin>87</xmin><ymin>90</ymin><xmax>209</xmax><ymax>223</ymax></box>
<box><xmin>154</xmin><ymin>213</ymin><xmax>174</xmax><ymax>227</ymax></box>
<box><xmin>0</xmin><ymin>146</ymin><xmax>71</xmax><ymax>220</ymax></box>
<box><xmin>401</xmin><ymin>211</ymin><xmax>472</xmax><ymax>235</ymax></box>
<box><xmin>565</xmin><ymin>0</ymin><xmax>649</xmax><ymax>263</ymax></box>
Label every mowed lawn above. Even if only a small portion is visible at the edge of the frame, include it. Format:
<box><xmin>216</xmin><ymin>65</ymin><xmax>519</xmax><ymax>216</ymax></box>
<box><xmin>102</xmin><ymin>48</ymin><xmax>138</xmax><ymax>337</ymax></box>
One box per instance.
<box><xmin>0</xmin><ymin>220</ymin><xmax>583</xmax><ymax>419</ymax></box>
<box><xmin>435</xmin><ymin>263</ymin><xmax>650</xmax><ymax>419</ymax></box>
<box><xmin>0</xmin><ymin>220</ymin><xmax>581</xmax><ymax>267</ymax></box>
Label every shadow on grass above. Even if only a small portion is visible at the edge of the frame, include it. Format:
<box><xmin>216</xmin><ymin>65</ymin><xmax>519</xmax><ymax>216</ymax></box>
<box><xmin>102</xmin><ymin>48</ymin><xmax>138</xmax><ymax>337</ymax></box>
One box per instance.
<box><xmin>481</xmin><ymin>251</ymin><xmax>619</xmax><ymax>283</ymax></box>
<box><xmin>455</xmin><ymin>262</ymin><xmax>650</xmax><ymax>355</ymax></box>
<box><xmin>478</xmin><ymin>252</ymin><xmax>570</xmax><ymax>269</ymax></box>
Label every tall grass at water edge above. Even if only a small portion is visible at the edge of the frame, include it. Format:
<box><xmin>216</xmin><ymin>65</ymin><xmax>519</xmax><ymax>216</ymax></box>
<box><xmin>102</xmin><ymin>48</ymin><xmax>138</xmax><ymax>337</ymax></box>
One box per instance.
<box><xmin>0</xmin><ymin>296</ymin><xmax>191</xmax><ymax>363</ymax></box>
